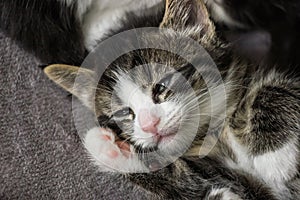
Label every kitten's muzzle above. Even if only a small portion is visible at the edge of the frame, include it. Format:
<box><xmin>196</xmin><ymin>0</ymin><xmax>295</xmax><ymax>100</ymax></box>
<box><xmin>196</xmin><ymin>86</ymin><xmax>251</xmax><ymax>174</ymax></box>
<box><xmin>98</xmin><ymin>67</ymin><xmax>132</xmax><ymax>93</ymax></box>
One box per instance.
<box><xmin>138</xmin><ymin>109</ymin><xmax>161</xmax><ymax>134</ymax></box>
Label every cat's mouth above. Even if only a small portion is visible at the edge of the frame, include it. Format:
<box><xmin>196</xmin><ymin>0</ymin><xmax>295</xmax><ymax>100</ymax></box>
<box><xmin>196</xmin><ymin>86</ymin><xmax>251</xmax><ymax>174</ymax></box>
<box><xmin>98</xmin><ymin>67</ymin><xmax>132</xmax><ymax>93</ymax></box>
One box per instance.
<box><xmin>155</xmin><ymin>133</ymin><xmax>176</xmax><ymax>144</ymax></box>
<box><xmin>129</xmin><ymin>123</ymin><xmax>183</xmax><ymax>154</ymax></box>
<box><xmin>152</xmin><ymin>126</ymin><xmax>179</xmax><ymax>145</ymax></box>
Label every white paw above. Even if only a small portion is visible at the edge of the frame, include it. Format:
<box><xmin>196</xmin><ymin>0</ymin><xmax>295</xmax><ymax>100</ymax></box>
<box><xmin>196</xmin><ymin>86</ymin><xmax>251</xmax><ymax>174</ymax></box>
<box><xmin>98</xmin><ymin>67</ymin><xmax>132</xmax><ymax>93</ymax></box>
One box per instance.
<box><xmin>84</xmin><ymin>127</ymin><xmax>149</xmax><ymax>173</ymax></box>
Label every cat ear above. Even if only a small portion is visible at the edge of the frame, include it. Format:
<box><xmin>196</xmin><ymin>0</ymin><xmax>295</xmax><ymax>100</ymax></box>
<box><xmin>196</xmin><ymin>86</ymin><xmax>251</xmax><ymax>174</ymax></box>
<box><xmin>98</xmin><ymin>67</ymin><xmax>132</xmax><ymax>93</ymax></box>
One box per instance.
<box><xmin>160</xmin><ymin>0</ymin><xmax>214</xmax><ymax>35</ymax></box>
<box><xmin>44</xmin><ymin>64</ymin><xmax>96</xmax><ymax>109</ymax></box>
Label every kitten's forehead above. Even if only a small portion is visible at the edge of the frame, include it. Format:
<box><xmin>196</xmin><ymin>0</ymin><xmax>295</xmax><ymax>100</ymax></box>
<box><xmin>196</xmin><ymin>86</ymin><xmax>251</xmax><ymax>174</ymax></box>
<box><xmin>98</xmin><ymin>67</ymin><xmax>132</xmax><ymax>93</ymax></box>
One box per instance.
<box><xmin>116</xmin><ymin>63</ymin><xmax>174</xmax><ymax>85</ymax></box>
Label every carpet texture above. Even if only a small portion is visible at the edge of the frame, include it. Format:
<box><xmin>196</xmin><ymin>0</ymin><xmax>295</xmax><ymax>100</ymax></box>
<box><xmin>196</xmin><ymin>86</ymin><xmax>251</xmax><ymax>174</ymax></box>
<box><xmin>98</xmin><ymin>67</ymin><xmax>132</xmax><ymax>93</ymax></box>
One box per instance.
<box><xmin>0</xmin><ymin>31</ymin><xmax>145</xmax><ymax>199</ymax></box>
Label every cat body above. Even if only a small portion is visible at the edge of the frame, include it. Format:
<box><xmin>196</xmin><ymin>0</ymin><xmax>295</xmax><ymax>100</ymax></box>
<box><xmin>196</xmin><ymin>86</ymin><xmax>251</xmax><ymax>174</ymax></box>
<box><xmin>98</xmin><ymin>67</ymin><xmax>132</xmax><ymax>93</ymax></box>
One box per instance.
<box><xmin>0</xmin><ymin>0</ymin><xmax>163</xmax><ymax>64</ymax></box>
<box><xmin>204</xmin><ymin>0</ymin><xmax>300</xmax><ymax>75</ymax></box>
<box><xmin>44</xmin><ymin>0</ymin><xmax>300</xmax><ymax>199</ymax></box>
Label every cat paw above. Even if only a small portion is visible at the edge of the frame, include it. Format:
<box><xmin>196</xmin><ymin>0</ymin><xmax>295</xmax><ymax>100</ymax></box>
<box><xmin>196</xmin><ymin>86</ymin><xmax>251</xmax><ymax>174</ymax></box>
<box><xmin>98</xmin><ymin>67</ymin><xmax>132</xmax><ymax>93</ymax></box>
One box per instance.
<box><xmin>84</xmin><ymin>127</ymin><xmax>149</xmax><ymax>173</ymax></box>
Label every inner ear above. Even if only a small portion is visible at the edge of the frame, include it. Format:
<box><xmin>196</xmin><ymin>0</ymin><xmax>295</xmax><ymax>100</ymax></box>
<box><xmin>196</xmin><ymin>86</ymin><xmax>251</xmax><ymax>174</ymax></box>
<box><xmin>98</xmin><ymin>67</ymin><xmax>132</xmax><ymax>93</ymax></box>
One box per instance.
<box><xmin>160</xmin><ymin>0</ymin><xmax>214</xmax><ymax>35</ymax></box>
<box><xmin>44</xmin><ymin>64</ymin><xmax>96</xmax><ymax>110</ymax></box>
<box><xmin>187</xmin><ymin>0</ymin><xmax>210</xmax><ymax>27</ymax></box>
<box><xmin>190</xmin><ymin>0</ymin><xmax>214</xmax><ymax>34</ymax></box>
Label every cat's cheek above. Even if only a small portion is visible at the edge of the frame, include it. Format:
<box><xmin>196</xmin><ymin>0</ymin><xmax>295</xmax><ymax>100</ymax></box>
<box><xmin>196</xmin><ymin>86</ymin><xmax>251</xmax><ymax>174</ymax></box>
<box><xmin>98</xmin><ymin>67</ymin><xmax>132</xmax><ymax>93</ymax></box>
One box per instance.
<box><xmin>84</xmin><ymin>127</ymin><xmax>149</xmax><ymax>173</ymax></box>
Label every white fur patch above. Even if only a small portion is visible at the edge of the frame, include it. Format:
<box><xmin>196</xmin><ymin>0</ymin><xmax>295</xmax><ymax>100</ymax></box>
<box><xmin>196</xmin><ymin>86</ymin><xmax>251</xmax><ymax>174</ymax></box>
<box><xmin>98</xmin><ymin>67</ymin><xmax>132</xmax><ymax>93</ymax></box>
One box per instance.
<box><xmin>61</xmin><ymin>0</ymin><xmax>94</xmax><ymax>20</ymax></box>
<box><xmin>81</xmin><ymin>0</ymin><xmax>162</xmax><ymax>50</ymax></box>
<box><xmin>208</xmin><ymin>188</ymin><xmax>242</xmax><ymax>200</ymax></box>
<box><xmin>114</xmin><ymin>74</ymin><xmax>153</xmax><ymax>111</ymax></box>
<box><xmin>226</xmin><ymin>129</ymin><xmax>298</xmax><ymax>196</ymax></box>
<box><xmin>253</xmin><ymin>140</ymin><xmax>298</xmax><ymax>194</ymax></box>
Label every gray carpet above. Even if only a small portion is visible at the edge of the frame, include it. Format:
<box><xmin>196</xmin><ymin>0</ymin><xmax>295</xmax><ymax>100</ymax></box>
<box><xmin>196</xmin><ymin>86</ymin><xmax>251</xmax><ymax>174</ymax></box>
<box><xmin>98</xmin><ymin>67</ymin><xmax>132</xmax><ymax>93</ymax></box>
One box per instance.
<box><xmin>0</xmin><ymin>32</ymin><xmax>145</xmax><ymax>199</ymax></box>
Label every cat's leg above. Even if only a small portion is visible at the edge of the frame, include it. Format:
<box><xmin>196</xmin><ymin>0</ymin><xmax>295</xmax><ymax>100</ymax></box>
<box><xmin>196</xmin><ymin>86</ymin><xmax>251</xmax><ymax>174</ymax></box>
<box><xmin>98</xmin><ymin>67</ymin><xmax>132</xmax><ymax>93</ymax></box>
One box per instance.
<box><xmin>84</xmin><ymin>127</ymin><xmax>205</xmax><ymax>198</ymax></box>
<box><xmin>125</xmin><ymin>157</ymin><xmax>277</xmax><ymax>200</ymax></box>
<box><xmin>228</xmin><ymin>74</ymin><xmax>300</xmax><ymax>198</ymax></box>
<box><xmin>84</xmin><ymin>127</ymin><xmax>149</xmax><ymax>172</ymax></box>
<box><xmin>84</xmin><ymin>128</ymin><xmax>275</xmax><ymax>199</ymax></box>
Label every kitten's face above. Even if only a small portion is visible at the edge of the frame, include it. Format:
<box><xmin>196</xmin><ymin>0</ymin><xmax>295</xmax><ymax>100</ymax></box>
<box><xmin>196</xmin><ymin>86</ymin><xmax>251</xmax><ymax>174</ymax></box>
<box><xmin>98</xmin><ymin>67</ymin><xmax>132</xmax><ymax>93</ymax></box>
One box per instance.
<box><xmin>100</xmin><ymin>62</ymin><xmax>204</xmax><ymax>153</ymax></box>
<box><xmin>44</xmin><ymin>0</ymin><xmax>221</xmax><ymax>155</ymax></box>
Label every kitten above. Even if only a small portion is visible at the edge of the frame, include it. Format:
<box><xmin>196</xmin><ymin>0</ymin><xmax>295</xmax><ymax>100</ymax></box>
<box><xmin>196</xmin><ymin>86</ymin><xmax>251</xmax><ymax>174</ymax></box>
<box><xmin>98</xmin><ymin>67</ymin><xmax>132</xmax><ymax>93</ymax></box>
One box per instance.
<box><xmin>205</xmin><ymin>0</ymin><xmax>300</xmax><ymax>74</ymax></box>
<box><xmin>0</xmin><ymin>0</ymin><xmax>163</xmax><ymax>65</ymax></box>
<box><xmin>44</xmin><ymin>0</ymin><xmax>299</xmax><ymax>199</ymax></box>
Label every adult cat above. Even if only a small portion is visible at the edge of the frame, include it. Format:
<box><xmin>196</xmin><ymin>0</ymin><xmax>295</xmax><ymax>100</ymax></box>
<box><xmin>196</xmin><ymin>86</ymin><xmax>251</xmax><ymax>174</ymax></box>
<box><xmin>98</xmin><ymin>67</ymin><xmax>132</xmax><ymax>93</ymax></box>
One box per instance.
<box><xmin>205</xmin><ymin>0</ymin><xmax>300</xmax><ymax>75</ymax></box>
<box><xmin>0</xmin><ymin>0</ymin><xmax>163</xmax><ymax>65</ymax></box>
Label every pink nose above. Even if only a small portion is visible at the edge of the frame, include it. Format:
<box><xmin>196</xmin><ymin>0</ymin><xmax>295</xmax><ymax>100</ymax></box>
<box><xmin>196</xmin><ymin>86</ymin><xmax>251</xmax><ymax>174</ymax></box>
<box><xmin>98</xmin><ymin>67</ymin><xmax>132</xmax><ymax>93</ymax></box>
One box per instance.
<box><xmin>138</xmin><ymin>109</ymin><xmax>160</xmax><ymax>134</ymax></box>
